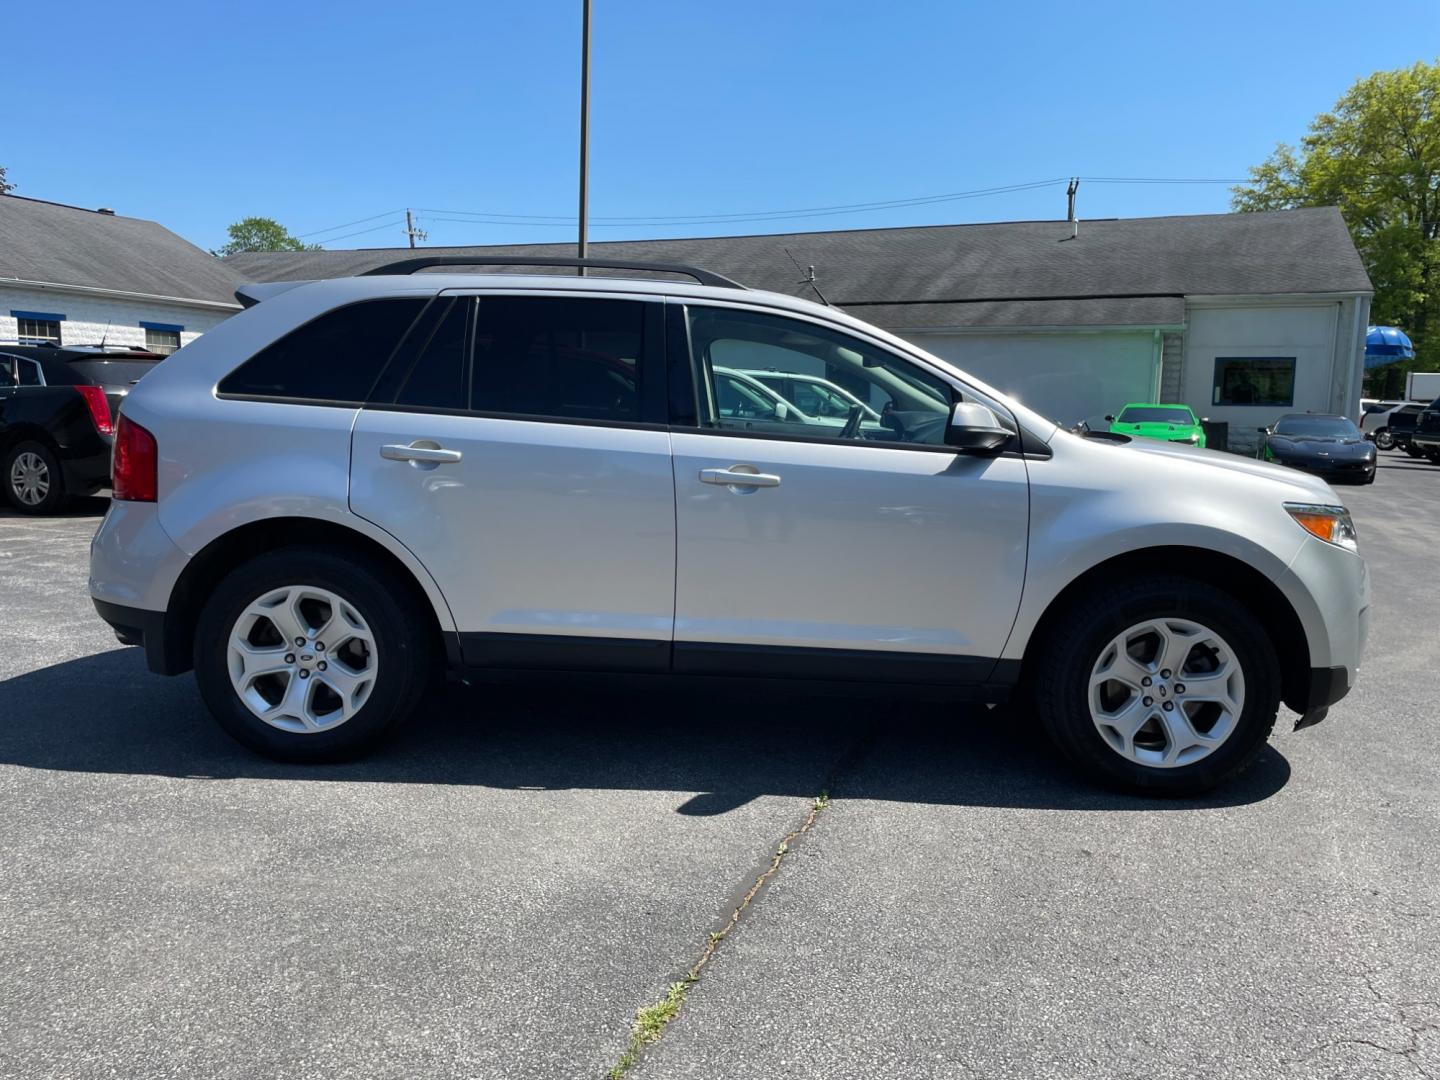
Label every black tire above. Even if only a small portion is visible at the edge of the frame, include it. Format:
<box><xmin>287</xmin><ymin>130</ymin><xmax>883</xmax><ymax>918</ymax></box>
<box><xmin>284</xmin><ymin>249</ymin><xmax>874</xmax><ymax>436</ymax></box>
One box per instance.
<box><xmin>1373</xmin><ymin>428</ymin><xmax>1394</xmax><ymax>450</ymax></box>
<box><xmin>2</xmin><ymin>440</ymin><xmax>69</xmax><ymax>515</ymax></box>
<box><xmin>1404</xmin><ymin>446</ymin><xmax>1425</xmax><ymax>459</ymax></box>
<box><xmin>1426</xmin><ymin>448</ymin><xmax>1440</xmax><ymax>465</ymax></box>
<box><xmin>194</xmin><ymin>547</ymin><xmax>435</xmax><ymax>762</ymax></box>
<box><xmin>1032</xmin><ymin>576</ymin><xmax>1280</xmax><ymax>796</ymax></box>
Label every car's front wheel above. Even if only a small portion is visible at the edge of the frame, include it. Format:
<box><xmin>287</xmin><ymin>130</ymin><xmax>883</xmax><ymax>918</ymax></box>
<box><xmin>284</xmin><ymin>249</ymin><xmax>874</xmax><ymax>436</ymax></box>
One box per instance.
<box><xmin>3</xmin><ymin>440</ymin><xmax>68</xmax><ymax>514</ymax></box>
<box><xmin>194</xmin><ymin>548</ymin><xmax>435</xmax><ymax>761</ymax></box>
<box><xmin>1033</xmin><ymin>577</ymin><xmax>1280</xmax><ymax>795</ymax></box>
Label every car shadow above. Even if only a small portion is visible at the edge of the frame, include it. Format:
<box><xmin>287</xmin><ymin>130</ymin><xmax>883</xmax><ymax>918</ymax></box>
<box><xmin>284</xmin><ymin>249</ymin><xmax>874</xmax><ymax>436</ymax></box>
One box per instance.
<box><xmin>0</xmin><ymin>648</ymin><xmax>1291</xmax><ymax>814</ymax></box>
<box><xmin>0</xmin><ymin>494</ymin><xmax>109</xmax><ymax>519</ymax></box>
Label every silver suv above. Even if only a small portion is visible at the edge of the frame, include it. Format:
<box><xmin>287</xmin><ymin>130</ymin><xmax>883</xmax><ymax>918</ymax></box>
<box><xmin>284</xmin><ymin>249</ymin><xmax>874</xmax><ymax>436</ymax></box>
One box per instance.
<box><xmin>89</xmin><ymin>256</ymin><xmax>1369</xmax><ymax>794</ymax></box>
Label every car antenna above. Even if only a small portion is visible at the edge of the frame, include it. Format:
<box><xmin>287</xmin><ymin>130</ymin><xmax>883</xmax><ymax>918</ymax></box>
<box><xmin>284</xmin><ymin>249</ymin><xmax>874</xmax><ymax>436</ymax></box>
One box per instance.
<box><xmin>784</xmin><ymin>246</ymin><xmax>831</xmax><ymax>306</ymax></box>
<box><xmin>98</xmin><ymin>320</ymin><xmax>111</xmax><ymax>348</ymax></box>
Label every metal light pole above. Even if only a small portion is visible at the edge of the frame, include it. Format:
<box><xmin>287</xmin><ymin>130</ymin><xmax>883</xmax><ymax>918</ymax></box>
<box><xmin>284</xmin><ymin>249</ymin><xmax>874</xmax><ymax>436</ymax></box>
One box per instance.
<box><xmin>577</xmin><ymin>0</ymin><xmax>591</xmax><ymax>275</ymax></box>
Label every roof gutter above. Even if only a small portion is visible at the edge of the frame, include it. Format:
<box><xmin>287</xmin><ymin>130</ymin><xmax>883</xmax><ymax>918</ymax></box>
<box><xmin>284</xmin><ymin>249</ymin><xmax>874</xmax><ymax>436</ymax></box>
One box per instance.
<box><xmin>0</xmin><ymin>276</ymin><xmax>243</xmax><ymax>312</ymax></box>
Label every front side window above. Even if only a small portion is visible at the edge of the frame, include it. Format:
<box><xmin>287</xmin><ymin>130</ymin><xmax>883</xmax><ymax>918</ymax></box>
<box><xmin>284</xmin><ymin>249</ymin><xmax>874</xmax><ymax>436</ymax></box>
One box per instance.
<box><xmin>218</xmin><ymin>298</ymin><xmax>427</xmax><ymax>403</ymax></box>
<box><xmin>469</xmin><ymin>296</ymin><xmax>645</xmax><ymax>422</ymax></box>
<box><xmin>1212</xmin><ymin>357</ymin><xmax>1295</xmax><ymax>407</ymax></box>
<box><xmin>688</xmin><ymin>306</ymin><xmax>953</xmax><ymax>446</ymax></box>
<box><xmin>15</xmin><ymin>316</ymin><xmax>61</xmax><ymax>346</ymax></box>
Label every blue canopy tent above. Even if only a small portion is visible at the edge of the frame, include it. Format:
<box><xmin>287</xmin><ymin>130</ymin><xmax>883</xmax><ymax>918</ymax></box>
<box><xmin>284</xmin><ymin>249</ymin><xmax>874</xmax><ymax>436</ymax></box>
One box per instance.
<box><xmin>1365</xmin><ymin>325</ymin><xmax>1414</xmax><ymax>369</ymax></box>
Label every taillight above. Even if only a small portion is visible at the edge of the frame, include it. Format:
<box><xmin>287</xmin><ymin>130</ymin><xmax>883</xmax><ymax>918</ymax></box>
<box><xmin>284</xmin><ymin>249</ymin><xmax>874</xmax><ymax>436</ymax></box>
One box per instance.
<box><xmin>75</xmin><ymin>385</ymin><xmax>114</xmax><ymax>436</ymax></box>
<box><xmin>112</xmin><ymin>415</ymin><xmax>157</xmax><ymax>502</ymax></box>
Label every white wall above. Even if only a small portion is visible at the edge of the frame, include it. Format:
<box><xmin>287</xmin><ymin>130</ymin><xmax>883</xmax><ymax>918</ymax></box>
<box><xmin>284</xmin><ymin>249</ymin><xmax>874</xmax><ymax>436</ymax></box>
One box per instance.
<box><xmin>1182</xmin><ymin>302</ymin><xmax>1344</xmax><ymax>452</ymax></box>
<box><xmin>0</xmin><ymin>286</ymin><xmax>234</xmax><ymax>351</ymax></box>
<box><xmin>901</xmin><ymin>330</ymin><xmax>1159</xmax><ymax>429</ymax></box>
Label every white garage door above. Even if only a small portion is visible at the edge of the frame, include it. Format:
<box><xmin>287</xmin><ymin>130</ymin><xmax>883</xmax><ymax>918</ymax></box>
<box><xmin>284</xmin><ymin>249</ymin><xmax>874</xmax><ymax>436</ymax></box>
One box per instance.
<box><xmin>904</xmin><ymin>332</ymin><xmax>1158</xmax><ymax>429</ymax></box>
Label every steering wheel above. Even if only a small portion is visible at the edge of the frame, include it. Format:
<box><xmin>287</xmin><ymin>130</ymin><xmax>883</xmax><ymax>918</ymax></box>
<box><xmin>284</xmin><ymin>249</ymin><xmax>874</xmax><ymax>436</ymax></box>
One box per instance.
<box><xmin>839</xmin><ymin>404</ymin><xmax>865</xmax><ymax>440</ymax></box>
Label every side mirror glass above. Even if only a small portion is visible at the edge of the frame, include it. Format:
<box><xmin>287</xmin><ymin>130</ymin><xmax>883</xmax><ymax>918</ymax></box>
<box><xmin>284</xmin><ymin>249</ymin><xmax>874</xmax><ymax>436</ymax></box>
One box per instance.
<box><xmin>944</xmin><ymin>401</ymin><xmax>1012</xmax><ymax>453</ymax></box>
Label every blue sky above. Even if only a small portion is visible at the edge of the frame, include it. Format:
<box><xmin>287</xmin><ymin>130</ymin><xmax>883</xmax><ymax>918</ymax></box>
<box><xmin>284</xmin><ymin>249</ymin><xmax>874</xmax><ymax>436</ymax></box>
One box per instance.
<box><xmin>10</xmin><ymin>0</ymin><xmax>1438</xmax><ymax>252</ymax></box>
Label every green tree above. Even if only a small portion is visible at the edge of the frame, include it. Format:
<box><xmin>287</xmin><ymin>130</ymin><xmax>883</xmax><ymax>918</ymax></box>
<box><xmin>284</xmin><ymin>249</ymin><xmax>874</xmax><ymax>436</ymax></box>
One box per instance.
<box><xmin>0</xmin><ymin>165</ymin><xmax>13</xmax><ymax>195</ymax></box>
<box><xmin>211</xmin><ymin>217</ymin><xmax>319</xmax><ymax>256</ymax></box>
<box><xmin>1232</xmin><ymin>59</ymin><xmax>1440</xmax><ymax>395</ymax></box>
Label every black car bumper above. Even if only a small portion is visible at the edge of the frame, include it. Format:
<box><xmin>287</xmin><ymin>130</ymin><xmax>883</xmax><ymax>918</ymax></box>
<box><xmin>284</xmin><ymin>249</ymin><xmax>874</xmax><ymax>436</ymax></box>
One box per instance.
<box><xmin>93</xmin><ymin>599</ymin><xmax>185</xmax><ymax>675</ymax></box>
<box><xmin>1272</xmin><ymin>457</ymin><xmax>1376</xmax><ymax>482</ymax></box>
<box><xmin>1294</xmin><ymin>665</ymin><xmax>1353</xmax><ymax>730</ymax></box>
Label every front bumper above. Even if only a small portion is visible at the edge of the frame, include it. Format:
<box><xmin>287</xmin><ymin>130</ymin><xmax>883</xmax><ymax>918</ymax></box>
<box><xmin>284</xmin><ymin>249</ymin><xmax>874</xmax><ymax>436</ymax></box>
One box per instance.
<box><xmin>1271</xmin><ymin>456</ymin><xmax>1376</xmax><ymax>482</ymax></box>
<box><xmin>1278</xmin><ymin>534</ymin><xmax>1369</xmax><ymax>729</ymax></box>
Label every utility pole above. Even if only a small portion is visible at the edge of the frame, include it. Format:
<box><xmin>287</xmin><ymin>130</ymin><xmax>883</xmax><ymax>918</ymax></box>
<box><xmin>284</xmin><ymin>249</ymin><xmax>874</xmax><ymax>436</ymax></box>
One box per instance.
<box><xmin>577</xmin><ymin>0</ymin><xmax>591</xmax><ymax>275</ymax></box>
<box><xmin>404</xmin><ymin>209</ymin><xmax>427</xmax><ymax>248</ymax></box>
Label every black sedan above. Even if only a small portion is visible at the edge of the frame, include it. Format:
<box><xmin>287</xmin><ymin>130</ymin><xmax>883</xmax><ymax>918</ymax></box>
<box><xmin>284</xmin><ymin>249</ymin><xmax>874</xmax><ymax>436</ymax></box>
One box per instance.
<box><xmin>1259</xmin><ymin>413</ymin><xmax>1377</xmax><ymax>484</ymax></box>
<box><xmin>1</xmin><ymin>344</ymin><xmax>163</xmax><ymax>513</ymax></box>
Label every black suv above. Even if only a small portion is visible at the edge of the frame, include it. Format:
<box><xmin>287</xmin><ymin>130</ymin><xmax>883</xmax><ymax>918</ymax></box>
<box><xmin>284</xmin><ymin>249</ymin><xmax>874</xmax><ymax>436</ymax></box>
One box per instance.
<box><xmin>1414</xmin><ymin>397</ymin><xmax>1440</xmax><ymax>464</ymax></box>
<box><xmin>0</xmin><ymin>344</ymin><xmax>163</xmax><ymax>513</ymax></box>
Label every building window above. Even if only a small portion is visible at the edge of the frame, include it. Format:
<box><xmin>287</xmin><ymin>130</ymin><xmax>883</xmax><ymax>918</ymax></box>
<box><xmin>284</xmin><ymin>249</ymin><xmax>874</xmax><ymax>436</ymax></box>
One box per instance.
<box><xmin>12</xmin><ymin>310</ymin><xmax>64</xmax><ymax>346</ymax></box>
<box><xmin>1212</xmin><ymin>357</ymin><xmax>1296</xmax><ymax>407</ymax></box>
<box><xmin>141</xmin><ymin>322</ymin><xmax>183</xmax><ymax>356</ymax></box>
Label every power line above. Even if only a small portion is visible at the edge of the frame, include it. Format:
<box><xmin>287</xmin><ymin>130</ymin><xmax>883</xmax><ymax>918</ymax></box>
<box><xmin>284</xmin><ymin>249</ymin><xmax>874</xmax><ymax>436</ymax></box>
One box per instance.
<box><xmin>296</xmin><ymin>209</ymin><xmax>405</xmax><ymax>238</ymax></box>
<box><xmin>309</xmin><ymin>218</ymin><xmax>408</xmax><ymax>244</ymax></box>
<box><xmin>301</xmin><ymin>175</ymin><xmax>1252</xmax><ymax>244</ymax></box>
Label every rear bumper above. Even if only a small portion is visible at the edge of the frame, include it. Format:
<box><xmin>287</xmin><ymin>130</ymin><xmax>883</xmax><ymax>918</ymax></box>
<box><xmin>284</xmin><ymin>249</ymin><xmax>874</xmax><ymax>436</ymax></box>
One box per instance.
<box><xmin>92</xmin><ymin>598</ymin><xmax>182</xmax><ymax>674</ymax></box>
<box><xmin>59</xmin><ymin>443</ymin><xmax>112</xmax><ymax>495</ymax></box>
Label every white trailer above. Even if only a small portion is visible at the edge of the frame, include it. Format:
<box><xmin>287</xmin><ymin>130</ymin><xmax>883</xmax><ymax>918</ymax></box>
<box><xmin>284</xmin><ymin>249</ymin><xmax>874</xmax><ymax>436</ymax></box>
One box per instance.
<box><xmin>1405</xmin><ymin>371</ymin><xmax>1440</xmax><ymax>402</ymax></box>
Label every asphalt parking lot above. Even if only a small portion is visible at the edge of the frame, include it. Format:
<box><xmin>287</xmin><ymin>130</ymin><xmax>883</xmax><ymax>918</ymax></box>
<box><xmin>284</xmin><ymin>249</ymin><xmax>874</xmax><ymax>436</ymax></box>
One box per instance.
<box><xmin>2</xmin><ymin>454</ymin><xmax>1438</xmax><ymax>1080</ymax></box>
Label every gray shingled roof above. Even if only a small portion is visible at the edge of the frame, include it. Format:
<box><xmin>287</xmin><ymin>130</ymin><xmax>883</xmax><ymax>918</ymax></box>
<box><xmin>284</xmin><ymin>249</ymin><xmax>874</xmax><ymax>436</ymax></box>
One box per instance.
<box><xmin>225</xmin><ymin>208</ymin><xmax>1369</xmax><ymax>330</ymax></box>
<box><xmin>0</xmin><ymin>195</ymin><xmax>242</xmax><ymax>307</ymax></box>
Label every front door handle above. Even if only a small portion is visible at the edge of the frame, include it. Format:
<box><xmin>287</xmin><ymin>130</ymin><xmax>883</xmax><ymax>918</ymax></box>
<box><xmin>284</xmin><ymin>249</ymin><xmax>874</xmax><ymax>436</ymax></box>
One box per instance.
<box><xmin>381</xmin><ymin>441</ymin><xmax>463</xmax><ymax>464</ymax></box>
<box><xmin>699</xmin><ymin>465</ymin><xmax>781</xmax><ymax>489</ymax></box>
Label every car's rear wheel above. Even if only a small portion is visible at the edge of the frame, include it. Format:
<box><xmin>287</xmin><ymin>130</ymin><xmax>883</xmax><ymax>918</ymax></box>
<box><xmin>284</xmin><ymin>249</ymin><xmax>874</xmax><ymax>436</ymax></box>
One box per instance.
<box><xmin>195</xmin><ymin>548</ymin><xmax>435</xmax><ymax>761</ymax></box>
<box><xmin>3</xmin><ymin>440</ymin><xmax>68</xmax><ymax>515</ymax></box>
<box><xmin>1404</xmin><ymin>445</ymin><xmax>1425</xmax><ymax>458</ymax></box>
<box><xmin>1373</xmin><ymin>428</ymin><xmax>1394</xmax><ymax>450</ymax></box>
<box><xmin>1033</xmin><ymin>577</ymin><xmax>1280</xmax><ymax>795</ymax></box>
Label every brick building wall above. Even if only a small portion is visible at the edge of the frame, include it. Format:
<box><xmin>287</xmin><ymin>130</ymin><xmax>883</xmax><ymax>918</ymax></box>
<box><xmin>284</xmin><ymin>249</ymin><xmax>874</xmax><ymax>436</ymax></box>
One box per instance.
<box><xmin>0</xmin><ymin>286</ymin><xmax>235</xmax><ymax>352</ymax></box>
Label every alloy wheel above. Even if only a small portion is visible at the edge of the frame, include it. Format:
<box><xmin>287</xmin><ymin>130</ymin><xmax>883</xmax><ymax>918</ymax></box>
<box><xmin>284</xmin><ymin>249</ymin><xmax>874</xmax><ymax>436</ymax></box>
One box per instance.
<box><xmin>9</xmin><ymin>451</ymin><xmax>50</xmax><ymax>506</ymax></box>
<box><xmin>1374</xmin><ymin>429</ymin><xmax>1395</xmax><ymax>450</ymax></box>
<box><xmin>226</xmin><ymin>585</ymin><xmax>379</xmax><ymax>733</ymax></box>
<box><xmin>1088</xmin><ymin>617</ymin><xmax>1246</xmax><ymax>768</ymax></box>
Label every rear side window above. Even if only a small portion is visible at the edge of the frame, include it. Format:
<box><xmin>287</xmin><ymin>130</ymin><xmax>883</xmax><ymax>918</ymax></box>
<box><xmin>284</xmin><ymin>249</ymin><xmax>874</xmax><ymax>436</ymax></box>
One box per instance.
<box><xmin>393</xmin><ymin>298</ymin><xmax>471</xmax><ymax>409</ymax></box>
<box><xmin>470</xmin><ymin>296</ymin><xmax>645</xmax><ymax>422</ymax></box>
<box><xmin>219</xmin><ymin>299</ymin><xmax>426</xmax><ymax>403</ymax></box>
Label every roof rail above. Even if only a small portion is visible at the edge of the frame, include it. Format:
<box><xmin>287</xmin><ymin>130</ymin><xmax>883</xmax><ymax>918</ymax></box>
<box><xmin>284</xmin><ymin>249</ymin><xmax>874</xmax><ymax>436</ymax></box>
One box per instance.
<box><xmin>358</xmin><ymin>255</ymin><xmax>747</xmax><ymax>290</ymax></box>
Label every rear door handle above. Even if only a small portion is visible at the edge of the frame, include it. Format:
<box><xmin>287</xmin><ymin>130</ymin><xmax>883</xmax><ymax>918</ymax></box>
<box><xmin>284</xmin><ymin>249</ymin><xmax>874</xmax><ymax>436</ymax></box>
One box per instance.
<box><xmin>381</xmin><ymin>442</ymin><xmax>463</xmax><ymax>464</ymax></box>
<box><xmin>699</xmin><ymin>465</ymin><xmax>781</xmax><ymax>488</ymax></box>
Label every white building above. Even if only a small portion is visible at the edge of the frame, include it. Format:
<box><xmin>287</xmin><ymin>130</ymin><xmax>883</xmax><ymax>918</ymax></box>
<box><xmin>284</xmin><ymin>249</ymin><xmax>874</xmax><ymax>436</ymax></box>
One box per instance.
<box><xmin>226</xmin><ymin>208</ymin><xmax>1371</xmax><ymax>454</ymax></box>
<box><xmin>0</xmin><ymin>195</ymin><xmax>240</xmax><ymax>355</ymax></box>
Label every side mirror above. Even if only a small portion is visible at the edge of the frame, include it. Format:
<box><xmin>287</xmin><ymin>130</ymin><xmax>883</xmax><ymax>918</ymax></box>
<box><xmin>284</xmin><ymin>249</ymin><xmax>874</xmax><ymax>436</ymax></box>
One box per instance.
<box><xmin>1256</xmin><ymin>427</ymin><xmax>1269</xmax><ymax>434</ymax></box>
<box><xmin>944</xmin><ymin>401</ymin><xmax>1012</xmax><ymax>453</ymax></box>
<box><xmin>1104</xmin><ymin>414</ymin><xmax>1115</xmax><ymax>422</ymax></box>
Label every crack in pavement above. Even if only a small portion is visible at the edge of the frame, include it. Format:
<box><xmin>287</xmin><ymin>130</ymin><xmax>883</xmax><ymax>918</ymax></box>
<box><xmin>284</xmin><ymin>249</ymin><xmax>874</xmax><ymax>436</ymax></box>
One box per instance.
<box><xmin>1283</xmin><ymin>967</ymin><xmax>1438</xmax><ymax>1078</ymax></box>
<box><xmin>604</xmin><ymin>720</ymin><xmax>881</xmax><ymax>1078</ymax></box>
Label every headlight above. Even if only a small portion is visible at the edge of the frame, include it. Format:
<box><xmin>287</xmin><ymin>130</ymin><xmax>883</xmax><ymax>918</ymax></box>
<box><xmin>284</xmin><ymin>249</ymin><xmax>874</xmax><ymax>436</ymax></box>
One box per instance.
<box><xmin>1285</xmin><ymin>503</ymin><xmax>1359</xmax><ymax>552</ymax></box>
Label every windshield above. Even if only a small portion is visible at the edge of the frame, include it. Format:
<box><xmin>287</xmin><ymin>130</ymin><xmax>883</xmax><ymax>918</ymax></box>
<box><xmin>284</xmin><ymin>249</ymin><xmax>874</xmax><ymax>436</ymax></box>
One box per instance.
<box><xmin>1117</xmin><ymin>406</ymin><xmax>1194</xmax><ymax>425</ymax></box>
<box><xmin>1274</xmin><ymin>416</ymin><xmax>1360</xmax><ymax>438</ymax></box>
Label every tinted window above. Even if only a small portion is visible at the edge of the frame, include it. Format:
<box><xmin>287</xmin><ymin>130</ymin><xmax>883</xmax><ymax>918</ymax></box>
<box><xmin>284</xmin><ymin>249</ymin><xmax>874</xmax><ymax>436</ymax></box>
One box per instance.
<box><xmin>219</xmin><ymin>299</ymin><xmax>426</xmax><ymax>403</ymax></box>
<box><xmin>470</xmin><ymin>296</ymin><xmax>644</xmax><ymax>422</ymax></box>
<box><xmin>67</xmin><ymin>359</ymin><xmax>160</xmax><ymax>388</ymax></box>
<box><xmin>16</xmin><ymin>358</ymin><xmax>44</xmax><ymax>386</ymax></box>
<box><xmin>1273</xmin><ymin>416</ymin><xmax>1360</xmax><ymax>437</ymax></box>
<box><xmin>688</xmin><ymin>307</ymin><xmax>952</xmax><ymax>446</ymax></box>
<box><xmin>1212</xmin><ymin>357</ymin><xmax>1295</xmax><ymax>407</ymax></box>
<box><xmin>394</xmin><ymin>298</ymin><xmax>470</xmax><ymax>409</ymax></box>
